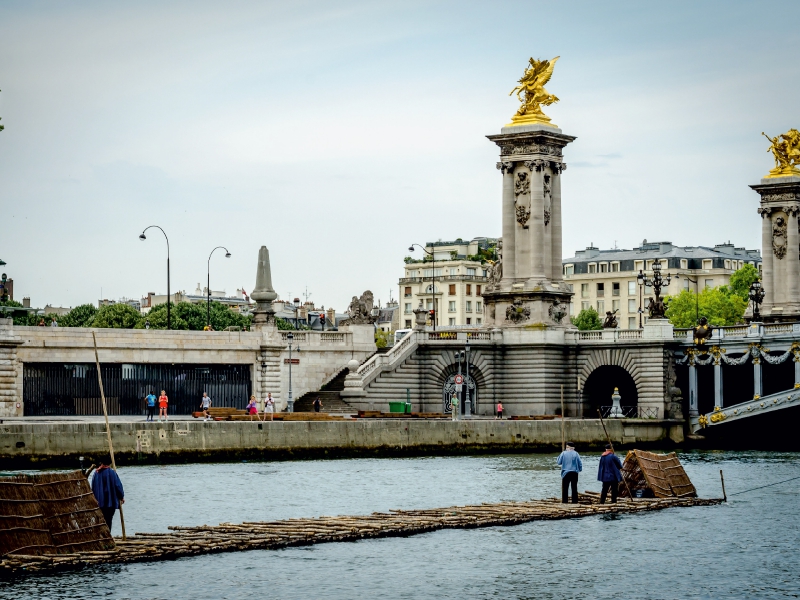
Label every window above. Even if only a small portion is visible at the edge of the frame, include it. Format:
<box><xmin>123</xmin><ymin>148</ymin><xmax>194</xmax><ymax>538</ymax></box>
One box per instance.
<box><xmin>449</xmin><ymin>268</ymin><xmax>458</xmax><ymax>276</ymax></box>
<box><xmin>476</xmin><ymin>302</ymin><xmax>482</xmax><ymax>313</ymax></box>
<box><xmin>612</xmin><ymin>282</ymin><xmax>620</xmax><ymax>296</ymax></box>
<box><xmin>482</xmin><ymin>270</ymin><xmax>488</xmax><ymax>277</ymax></box>
<box><xmin>581</xmin><ymin>301</ymin><xmax>590</xmax><ymax>311</ymax></box>
<box><xmin>702</xmin><ymin>260</ymin><xmax>713</xmax><ymax>270</ymax></box>
<box><xmin>426</xmin><ymin>299</ymin><xmax>433</xmax><ymax>309</ymax></box>
<box><xmin>628</xmin><ymin>317</ymin><xmax>636</xmax><ymax>329</ymax></box>
<box><xmin>404</xmin><ymin>303</ymin><xmax>412</xmax><ymax>314</ymax></box>
<box><xmin>466</xmin><ymin>318</ymin><xmax>472</xmax><ymax>325</ymax></box>
<box><xmin>476</xmin><ymin>285</ymin><xmax>481</xmax><ymax>295</ymax></box>
<box><xmin>466</xmin><ymin>268</ymin><xmax>476</xmax><ymax>276</ymax></box>
<box><xmin>449</xmin><ymin>318</ymin><xmax>456</xmax><ymax>326</ymax></box>
<box><xmin>466</xmin><ymin>301</ymin><xmax>472</xmax><ymax>312</ymax></box>
<box><xmin>405</xmin><ymin>320</ymin><xmax>412</xmax><ymax>328</ymax></box>
<box><xmin>628</xmin><ymin>281</ymin><xmax>636</xmax><ymax>295</ymax></box>
<box><xmin>423</xmin><ymin>268</ymin><xmax>443</xmax><ymax>277</ymax></box>
<box><xmin>404</xmin><ymin>287</ymin><xmax>412</xmax><ymax>297</ymax></box>
<box><xmin>466</xmin><ymin>284</ymin><xmax>472</xmax><ymax>295</ymax></box>
<box><xmin>449</xmin><ymin>284</ymin><xmax>456</xmax><ymax>295</ymax></box>
<box><xmin>597</xmin><ymin>300</ymin><xmax>605</xmax><ymax>313</ymax></box>
<box><xmin>611</xmin><ymin>262</ymin><xmax>620</xmax><ymax>272</ymax></box>
<box><xmin>581</xmin><ymin>283</ymin><xmax>589</xmax><ymax>298</ymax></box>
<box><xmin>600</xmin><ymin>263</ymin><xmax>608</xmax><ymax>273</ymax></box>
<box><xmin>645</xmin><ymin>284</ymin><xmax>652</xmax><ymax>295</ymax></box>
<box><xmin>564</xmin><ymin>265</ymin><xmax>574</xmax><ymax>276</ymax></box>
<box><xmin>684</xmin><ymin>279</ymin><xmax>690</xmax><ymax>291</ymax></box>
<box><xmin>570</xmin><ymin>302</ymin><xmax>575</xmax><ymax>315</ymax></box>
<box><xmin>448</xmin><ymin>301</ymin><xmax>456</xmax><ymax>312</ymax></box>
<box><xmin>612</xmin><ymin>300</ymin><xmax>620</xmax><ymax>312</ymax></box>
<box><xmin>680</xmin><ymin>259</ymin><xmax>688</xmax><ymax>269</ymax></box>
<box><xmin>634</xmin><ymin>260</ymin><xmax>644</xmax><ymax>271</ymax></box>
<box><xmin>628</xmin><ymin>299</ymin><xmax>636</xmax><ymax>313</ymax></box>
<box><xmin>597</xmin><ymin>283</ymin><xmax>605</xmax><ymax>297</ymax></box>
<box><xmin>705</xmin><ymin>279</ymin><xmax>714</xmax><ymax>288</ymax></box>
<box><xmin>588</xmin><ymin>264</ymin><xmax>597</xmax><ymax>274</ymax></box>
<box><xmin>476</xmin><ymin>318</ymin><xmax>482</xmax><ymax>325</ymax></box>
<box><xmin>724</xmin><ymin>260</ymin><xmax>731</xmax><ymax>269</ymax></box>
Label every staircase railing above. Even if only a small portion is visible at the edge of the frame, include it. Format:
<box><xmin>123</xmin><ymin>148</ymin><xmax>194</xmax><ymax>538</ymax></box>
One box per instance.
<box><xmin>357</xmin><ymin>330</ymin><xmax>420</xmax><ymax>388</ymax></box>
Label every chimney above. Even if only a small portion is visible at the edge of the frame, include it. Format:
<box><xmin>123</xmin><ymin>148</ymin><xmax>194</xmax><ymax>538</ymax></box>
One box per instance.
<box><xmin>22</xmin><ymin>297</ymin><xmax>30</xmax><ymax>308</ymax></box>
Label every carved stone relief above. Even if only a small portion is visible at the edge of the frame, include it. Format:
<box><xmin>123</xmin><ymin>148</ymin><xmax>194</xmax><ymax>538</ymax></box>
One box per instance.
<box><xmin>484</xmin><ymin>241</ymin><xmax>503</xmax><ymax>293</ymax></box>
<box><xmin>543</xmin><ymin>174</ymin><xmax>552</xmax><ymax>226</ymax></box>
<box><xmin>495</xmin><ymin>161</ymin><xmax>514</xmax><ymax>175</ymax></box>
<box><xmin>498</xmin><ymin>141</ymin><xmax>563</xmax><ymax>156</ymax></box>
<box><xmin>761</xmin><ymin>193</ymin><xmax>800</xmax><ymax>202</ymax></box>
<box><xmin>514</xmin><ymin>171</ymin><xmax>531</xmax><ymax>228</ymax></box>
<box><xmin>773</xmin><ymin>216</ymin><xmax>788</xmax><ymax>259</ymax></box>
<box><xmin>505</xmin><ymin>299</ymin><xmax>531</xmax><ymax>323</ymax></box>
<box><xmin>548</xmin><ymin>301</ymin><xmax>567</xmax><ymax>324</ymax></box>
<box><xmin>524</xmin><ymin>159</ymin><xmax>547</xmax><ymax>172</ymax></box>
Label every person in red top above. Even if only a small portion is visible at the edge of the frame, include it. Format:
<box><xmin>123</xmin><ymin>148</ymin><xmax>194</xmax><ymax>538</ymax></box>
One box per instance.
<box><xmin>158</xmin><ymin>389</ymin><xmax>169</xmax><ymax>422</ymax></box>
<box><xmin>496</xmin><ymin>402</ymin><xmax>504</xmax><ymax>420</ymax></box>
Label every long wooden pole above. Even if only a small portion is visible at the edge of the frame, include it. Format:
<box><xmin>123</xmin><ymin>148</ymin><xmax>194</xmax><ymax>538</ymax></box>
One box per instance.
<box><xmin>597</xmin><ymin>409</ymin><xmax>634</xmax><ymax>499</ymax></box>
<box><xmin>92</xmin><ymin>332</ymin><xmax>126</xmax><ymax>540</ymax></box>
<box><xmin>560</xmin><ymin>385</ymin><xmax>565</xmax><ymax>451</ymax></box>
<box><xmin>719</xmin><ymin>469</ymin><xmax>727</xmax><ymax>502</ymax></box>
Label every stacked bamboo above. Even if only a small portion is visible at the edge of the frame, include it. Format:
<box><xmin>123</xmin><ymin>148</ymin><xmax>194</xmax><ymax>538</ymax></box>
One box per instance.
<box><xmin>1</xmin><ymin>495</ymin><xmax>721</xmax><ymax>575</ymax></box>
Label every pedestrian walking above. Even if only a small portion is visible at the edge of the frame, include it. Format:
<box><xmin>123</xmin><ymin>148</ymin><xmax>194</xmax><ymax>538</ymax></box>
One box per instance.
<box><xmin>557</xmin><ymin>442</ymin><xmax>583</xmax><ymax>504</ymax></box>
<box><xmin>90</xmin><ymin>455</ymin><xmax>124</xmax><ymax>529</ymax></box>
<box><xmin>264</xmin><ymin>393</ymin><xmax>274</xmax><ymax>421</ymax></box>
<box><xmin>496</xmin><ymin>402</ymin><xmax>504</xmax><ymax>420</ymax></box>
<box><xmin>313</xmin><ymin>397</ymin><xmax>323</xmax><ymax>413</ymax></box>
<box><xmin>450</xmin><ymin>393</ymin><xmax>458</xmax><ymax>420</ymax></box>
<box><xmin>246</xmin><ymin>395</ymin><xmax>258</xmax><ymax>420</ymax></box>
<box><xmin>158</xmin><ymin>390</ymin><xmax>169</xmax><ymax>422</ymax></box>
<box><xmin>200</xmin><ymin>392</ymin><xmax>212</xmax><ymax>421</ymax></box>
<box><xmin>597</xmin><ymin>444</ymin><xmax>624</xmax><ymax>504</ymax></box>
<box><xmin>144</xmin><ymin>391</ymin><xmax>157</xmax><ymax>422</ymax></box>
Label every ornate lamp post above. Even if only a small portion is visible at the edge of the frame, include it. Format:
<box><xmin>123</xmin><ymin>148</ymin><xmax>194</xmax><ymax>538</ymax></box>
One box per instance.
<box><xmin>139</xmin><ymin>226</ymin><xmax>171</xmax><ymax>330</ymax></box>
<box><xmin>454</xmin><ymin>349</ymin><xmax>464</xmax><ymax>417</ymax></box>
<box><xmin>409</xmin><ymin>244</ymin><xmax>436</xmax><ymax>331</ymax></box>
<box><xmin>749</xmin><ymin>279</ymin><xmax>766</xmax><ymax>321</ymax></box>
<box><xmin>207</xmin><ymin>246</ymin><xmax>231</xmax><ymax>329</ymax></box>
<box><xmin>320</xmin><ymin>305</ymin><xmax>325</xmax><ymax>331</ymax></box>
<box><xmin>286</xmin><ymin>332</ymin><xmax>300</xmax><ymax>412</ymax></box>
<box><xmin>464</xmin><ymin>337</ymin><xmax>471</xmax><ymax>417</ymax></box>
<box><xmin>636</xmin><ymin>259</ymin><xmax>672</xmax><ymax>320</ymax></box>
<box><xmin>293</xmin><ymin>298</ymin><xmax>300</xmax><ymax>330</ymax></box>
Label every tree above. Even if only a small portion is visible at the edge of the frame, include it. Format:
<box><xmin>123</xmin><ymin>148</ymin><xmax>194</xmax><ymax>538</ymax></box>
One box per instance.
<box><xmin>725</xmin><ymin>263</ymin><xmax>760</xmax><ymax>300</ymax></box>
<box><xmin>375</xmin><ymin>328</ymin><xmax>391</xmax><ymax>348</ymax></box>
<box><xmin>665</xmin><ymin>287</ymin><xmax>748</xmax><ymax>328</ymax></box>
<box><xmin>139</xmin><ymin>300</ymin><xmax>252</xmax><ymax>330</ymax></box>
<box><xmin>59</xmin><ymin>304</ymin><xmax>98</xmax><ymax>328</ymax></box>
<box><xmin>90</xmin><ymin>303</ymin><xmax>143</xmax><ymax>329</ymax></box>
<box><xmin>571</xmin><ymin>307</ymin><xmax>602</xmax><ymax>330</ymax></box>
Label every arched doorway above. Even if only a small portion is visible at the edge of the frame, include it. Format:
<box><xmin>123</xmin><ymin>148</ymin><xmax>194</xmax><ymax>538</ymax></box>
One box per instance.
<box><xmin>442</xmin><ymin>373</ymin><xmax>477</xmax><ymax>414</ymax></box>
<box><xmin>582</xmin><ymin>365</ymin><xmax>637</xmax><ymax>417</ymax></box>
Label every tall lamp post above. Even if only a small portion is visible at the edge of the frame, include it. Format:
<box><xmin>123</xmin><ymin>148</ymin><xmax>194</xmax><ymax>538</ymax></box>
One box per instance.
<box><xmin>464</xmin><ymin>337</ymin><xmax>471</xmax><ymax>417</ymax></box>
<box><xmin>749</xmin><ymin>279</ymin><xmax>765</xmax><ymax>321</ymax></box>
<box><xmin>139</xmin><ymin>226</ymin><xmax>171</xmax><ymax>330</ymax></box>
<box><xmin>409</xmin><ymin>243</ymin><xmax>436</xmax><ymax>331</ymax></box>
<box><xmin>293</xmin><ymin>298</ymin><xmax>300</xmax><ymax>330</ymax></box>
<box><xmin>320</xmin><ymin>305</ymin><xmax>325</xmax><ymax>331</ymax></box>
<box><xmin>454</xmin><ymin>349</ymin><xmax>464</xmax><ymax>417</ymax></box>
<box><xmin>636</xmin><ymin>259</ymin><xmax>672</xmax><ymax>320</ymax></box>
<box><xmin>286</xmin><ymin>332</ymin><xmax>300</xmax><ymax>412</ymax></box>
<box><xmin>207</xmin><ymin>246</ymin><xmax>231</xmax><ymax>329</ymax></box>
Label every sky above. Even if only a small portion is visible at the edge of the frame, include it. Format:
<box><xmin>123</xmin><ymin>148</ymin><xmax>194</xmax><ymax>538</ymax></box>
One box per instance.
<box><xmin>1</xmin><ymin>0</ymin><xmax>799</xmax><ymax>312</ymax></box>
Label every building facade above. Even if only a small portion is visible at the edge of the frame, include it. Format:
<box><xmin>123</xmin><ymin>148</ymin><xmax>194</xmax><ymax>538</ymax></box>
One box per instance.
<box><xmin>398</xmin><ymin>238</ymin><xmax>496</xmax><ymax>330</ymax></box>
<box><xmin>562</xmin><ymin>241</ymin><xmax>762</xmax><ymax>329</ymax></box>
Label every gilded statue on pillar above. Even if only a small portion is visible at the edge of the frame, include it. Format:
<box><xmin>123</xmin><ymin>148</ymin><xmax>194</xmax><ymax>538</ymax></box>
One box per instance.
<box><xmin>763</xmin><ymin>129</ymin><xmax>800</xmax><ymax>178</ymax></box>
<box><xmin>507</xmin><ymin>56</ymin><xmax>560</xmax><ymax>128</ymax></box>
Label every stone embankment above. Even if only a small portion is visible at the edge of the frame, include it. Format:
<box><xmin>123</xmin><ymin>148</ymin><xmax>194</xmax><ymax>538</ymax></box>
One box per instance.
<box><xmin>0</xmin><ymin>418</ymin><xmax>684</xmax><ymax>467</ymax></box>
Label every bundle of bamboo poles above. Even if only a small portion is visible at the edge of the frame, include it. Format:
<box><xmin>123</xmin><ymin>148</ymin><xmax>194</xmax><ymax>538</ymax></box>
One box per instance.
<box><xmin>1</xmin><ymin>495</ymin><xmax>722</xmax><ymax>575</ymax></box>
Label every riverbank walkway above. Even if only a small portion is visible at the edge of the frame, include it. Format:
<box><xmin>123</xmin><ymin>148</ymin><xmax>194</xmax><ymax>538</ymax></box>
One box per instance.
<box><xmin>1</xmin><ymin>495</ymin><xmax>722</xmax><ymax>575</ymax></box>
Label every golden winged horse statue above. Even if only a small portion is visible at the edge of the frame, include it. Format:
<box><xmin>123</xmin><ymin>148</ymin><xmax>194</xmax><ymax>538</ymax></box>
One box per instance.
<box><xmin>507</xmin><ymin>56</ymin><xmax>560</xmax><ymax>127</ymax></box>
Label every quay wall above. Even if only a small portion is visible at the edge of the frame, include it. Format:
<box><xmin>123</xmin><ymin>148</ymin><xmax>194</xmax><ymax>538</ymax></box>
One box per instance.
<box><xmin>0</xmin><ymin>419</ymin><xmax>684</xmax><ymax>467</ymax></box>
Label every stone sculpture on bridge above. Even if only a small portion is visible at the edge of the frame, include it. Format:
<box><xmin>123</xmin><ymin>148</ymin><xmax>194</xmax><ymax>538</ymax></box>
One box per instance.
<box><xmin>341</xmin><ymin>291</ymin><xmax>376</xmax><ymax>326</ymax></box>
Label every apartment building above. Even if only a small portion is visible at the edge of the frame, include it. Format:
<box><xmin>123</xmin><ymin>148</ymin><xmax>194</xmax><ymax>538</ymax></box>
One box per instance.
<box><xmin>398</xmin><ymin>237</ymin><xmax>496</xmax><ymax>329</ymax></box>
<box><xmin>562</xmin><ymin>241</ymin><xmax>762</xmax><ymax>329</ymax></box>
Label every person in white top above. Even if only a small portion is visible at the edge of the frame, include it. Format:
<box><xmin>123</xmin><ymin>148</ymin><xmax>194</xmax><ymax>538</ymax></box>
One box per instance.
<box><xmin>263</xmin><ymin>393</ymin><xmax>274</xmax><ymax>421</ymax></box>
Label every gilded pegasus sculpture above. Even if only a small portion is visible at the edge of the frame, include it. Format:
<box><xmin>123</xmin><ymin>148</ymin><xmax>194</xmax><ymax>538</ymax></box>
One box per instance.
<box><xmin>507</xmin><ymin>56</ymin><xmax>560</xmax><ymax>127</ymax></box>
<box><xmin>763</xmin><ymin>129</ymin><xmax>800</xmax><ymax>178</ymax></box>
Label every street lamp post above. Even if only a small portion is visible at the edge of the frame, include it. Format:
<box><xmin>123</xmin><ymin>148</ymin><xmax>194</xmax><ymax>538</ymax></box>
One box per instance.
<box><xmin>749</xmin><ymin>279</ymin><xmax>765</xmax><ymax>321</ymax></box>
<box><xmin>409</xmin><ymin>244</ymin><xmax>436</xmax><ymax>331</ymax></box>
<box><xmin>636</xmin><ymin>259</ymin><xmax>672</xmax><ymax>320</ymax></box>
<box><xmin>320</xmin><ymin>305</ymin><xmax>325</xmax><ymax>331</ymax></box>
<box><xmin>139</xmin><ymin>226</ymin><xmax>171</xmax><ymax>330</ymax></box>
<box><xmin>454</xmin><ymin>349</ymin><xmax>465</xmax><ymax>417</ymax></box>
<box><xmin>464</xmin><ymin>337</ymin><xmax>471</xmax><ymax>417</ymax></box>
<box><xmin>286</xmin><ymin>332</ymin><xmax>300</xmax><ymax>412</ymax></box>
<box><xmin>293</xmin><ymin>298</ymin><xmax>300</xmax><ymax>330</ymax></box>
<box><xmin>207</xmin><ymin>246</ymin><xmax>231</xmax><ymax>329</ymax></box>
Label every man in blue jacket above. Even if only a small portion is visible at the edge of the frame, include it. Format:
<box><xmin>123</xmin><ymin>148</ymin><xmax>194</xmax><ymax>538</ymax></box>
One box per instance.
<box><xmin>597</xmin><ymin>444</ymin><xmax>624</xmax><ymax>503</ymax></box>
<box><xmin>557</xmin><ymin>442</ymin><xmax>583</xmax><ymax>504</ymax></box>
<box><xmin>91</xmin><ymin>455</ymin><xmax>125</xmax><ymax>529</ymax></box>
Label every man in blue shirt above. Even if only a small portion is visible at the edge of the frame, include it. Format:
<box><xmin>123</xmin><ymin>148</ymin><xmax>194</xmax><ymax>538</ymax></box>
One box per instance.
<box><xmin>145</xmin><ymin>391</ymin><xmax>157</xmax><ymax>422</ymax></box>
<box><xmin>557</xmin><ymin>442</ymin><xmax>583</xmax><ymax>504</ymax></box>
<box><xmin>597</xmin><ymin>444</ymin><xmax>624</xmax><ymax>503</ymax></box>
<box><xmin>91</xmin><ymin>456</ymin><xmax>125</xmax><ymax>530</ymax></box>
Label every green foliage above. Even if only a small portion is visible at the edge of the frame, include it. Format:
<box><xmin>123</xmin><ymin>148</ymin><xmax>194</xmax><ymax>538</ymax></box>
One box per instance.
<box><xmin>375</xmin><ymin>328</ymin><xmax>391</xmax><ymax>348</ymax></box>
<box><xmin>140</xmin><ymin>301</ymin><xmax>251</xmax><ymax>330</ymax></box>
<box><xmin>665</xmin><ymin>287</ymin><xmax>748</xmax><ymax>328</ymax></box>
<box><xmin>90</xmin><ymin>303</ymin><xmax>142</xmax><ymax>329</ymax></box>
<box><xmin>725</xmin><ymin>263</ymin><xmax>760</xmax><ymax>300</ymax></box>
<box><xmin>571</xmin><ymin>307</ymin><xmax>603</xmax><ymax>330</ymax></box>
<box><xmin>467</xmin><ymin>245</ymin><xmax>498</xmax><ymax>264</ymax></box>
<box><xmin>276</xmin><ymin>317</ymin><xmax>295</xmax><ymax>330</ymax></box>
<box><xmin>59</xmin><ymin>304</ymin><xmax>98</xmax><ymax>328</ymax></box>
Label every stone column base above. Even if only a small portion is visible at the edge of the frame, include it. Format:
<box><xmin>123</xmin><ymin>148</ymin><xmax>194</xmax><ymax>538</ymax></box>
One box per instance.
<box><xmin>482</xmin><ymin>289</ymin><xmax>573</xmax><ymax>328</ymax></box>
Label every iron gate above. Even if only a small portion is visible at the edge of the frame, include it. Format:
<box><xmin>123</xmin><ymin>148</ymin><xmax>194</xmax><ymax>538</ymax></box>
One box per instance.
<box><xmin>23</xmin><ymin>363</ymin><xmax>252</xmax><ymax>416</ymax></box>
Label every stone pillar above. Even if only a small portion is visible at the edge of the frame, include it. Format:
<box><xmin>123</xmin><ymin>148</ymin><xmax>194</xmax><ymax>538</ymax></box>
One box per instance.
<box><xmin>514</xmin><ymin>166</ymin><xmax>532</xmax><ymax>282</ymax></box>
<box><xmin>795</xmin><ymin>355</ymin><xmax>800</xmax><ymax>388</ymax></box>
<box><xmin>759</xmin><ymin>208</ymin><xmax>774</xmax><ymax>313</ymax></box>
<box><xmin>713</xmin><ymin>358</ymin><xmax>724</xmax><ymax>409</ymax></box>
<box><xmin>785</xmin><ymin>206</ymin><xmax>800</xmax><ymax>310</ymax></box>
<box><xmin>688</xmin><ymin>361</ymin><xmax>698</xmax><ymax>417</ymax></box>
<box><xmin>753</xmin><ymin>355</ymin><xmax>762</xmax><ymax>398</ymax></box>
<box><xmin>527</xmin><ymin>160</ymin><xmax>546</xmax><ymax>281</ymax></box>
<box><xmin>550</xmin><ymin>163</ymin><xmax>565</xmax><ymax>283</ymax></box>
<box><xmin>0</xmin><ymin>318</ymin><xmax>23</xmax><ymax>417</ymax></box>
<box><xmin>498</xmin><ymin>161</ymin><xmax>516</xmax><ymax>285</ymax></box>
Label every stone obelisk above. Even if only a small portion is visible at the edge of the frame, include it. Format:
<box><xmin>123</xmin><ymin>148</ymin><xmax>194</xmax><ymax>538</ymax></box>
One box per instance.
<box><xmin>251</xmin><ymin>246</ymin><xmax>278</xmax><ymax>328</ymax></box>
<box><xmin>482</xmin><ymin>57</ymin><xmax>575</xmax><ymax>327</ymax></box>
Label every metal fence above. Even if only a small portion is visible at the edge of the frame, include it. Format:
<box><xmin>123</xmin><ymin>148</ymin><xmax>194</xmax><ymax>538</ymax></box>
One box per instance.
<box><xmin>599</xmin><ymin>406</ymin><xmax>660</xmax><ymax>419</ymax></box>
<box><xmin>23</xmin><ymin>363</ymin><xmax>252</xmax><ymax>416</ymax></box>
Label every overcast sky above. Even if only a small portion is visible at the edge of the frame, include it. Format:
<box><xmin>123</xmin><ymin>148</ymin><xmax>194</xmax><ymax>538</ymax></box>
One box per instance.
<box><xmin>1</xmin><ymin>1</ymin><xmax>799</xmax><ymax>311</ymax></box>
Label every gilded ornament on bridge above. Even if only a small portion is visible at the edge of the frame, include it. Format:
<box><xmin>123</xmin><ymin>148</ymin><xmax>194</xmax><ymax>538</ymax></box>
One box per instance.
<box><xmin>710</xmin><ymin>407</ymin><xmax>727</xmax><ymax>423</ymax></box>
<box><xmin>763</xmin><ymin>129</ymin><xmax>800</xmax><ymax>178</ymax></box>
<box><xmin>507</xmin><ymin>56</ymin><xmax>560</xmax><ymax>128</ymax></box>
<box><xmin>697</xmin><ymin>414</ymin><xmax>708</xmax><ymax>428</ymax></box>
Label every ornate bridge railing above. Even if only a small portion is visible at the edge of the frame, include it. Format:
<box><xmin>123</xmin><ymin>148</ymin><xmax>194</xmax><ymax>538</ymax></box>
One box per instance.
<box><xmin>599</xmin><ymin>406</ymin><xmax>659</xmax><ymax>419</ymax></box>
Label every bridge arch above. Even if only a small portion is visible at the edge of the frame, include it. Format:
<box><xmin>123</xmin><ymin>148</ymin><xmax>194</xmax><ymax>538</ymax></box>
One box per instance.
<box><xmin>579</xmin><ymin>349</ymin><xmax>642</xmax><ymax>417</ymax></box>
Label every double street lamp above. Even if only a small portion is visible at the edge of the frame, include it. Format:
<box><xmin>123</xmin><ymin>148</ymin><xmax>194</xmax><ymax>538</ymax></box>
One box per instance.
<box><xmin>453</xmin><ymin>337</ymin><xmax>472</xmax><ymax>417</ymax></box>
<box><xmin>749</xmin><ymin>279</ymin><xmax>765</xmax><ymax>321</ymax></box>
<box><xmin>207</xmin><ymin>246</ymin><xmax>231</xmax><ymax>329</ymax></box>
<box><xmin>409</xmin><ymin>243</ymin><xmax>436</xmax><ymax>331</ymax></box>
<box><xmin>139</xmin><ymin>226</ymin><xmax>171</xmax><ymax>330</ymax></box>
<box><xmin>636</xmin><ymin>259</ymin><xmax>672</xmax><ymax>320</ymax></box>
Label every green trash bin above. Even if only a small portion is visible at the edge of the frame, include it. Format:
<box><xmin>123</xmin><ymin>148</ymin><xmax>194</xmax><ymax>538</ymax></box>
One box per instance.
<box><xmin>388</xmin><ymin>402</ymin><xmax>405</xmax><ymax>413</ymax></box>
<box><xmin>405</xmin><ymin>402</ymin><xmax>412</xmax><ymax>414</ymax></box>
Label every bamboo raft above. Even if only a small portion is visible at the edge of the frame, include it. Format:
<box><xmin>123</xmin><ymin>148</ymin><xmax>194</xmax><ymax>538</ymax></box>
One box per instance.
<box><xmin>1</xmin><ymin>495</ymin><xmax>722</xmax><ymax>575</ymax></box>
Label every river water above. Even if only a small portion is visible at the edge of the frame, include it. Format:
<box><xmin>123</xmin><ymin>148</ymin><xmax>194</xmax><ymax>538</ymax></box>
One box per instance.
<box><xmin>1</xmin><ymin>450</ymin><xmax>799</xmax><ymax>599</ymax></box>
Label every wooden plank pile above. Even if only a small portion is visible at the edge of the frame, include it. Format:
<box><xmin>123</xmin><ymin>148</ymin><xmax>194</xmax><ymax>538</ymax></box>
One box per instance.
<box><xmin>619</xmin><ymin>450</ymin><xmax>698</xmax><ymax>498</ymax></box>
<box><xmin>191</xmin><ymin>409</ymin><xmax>353</xmax><ymax>422</ymax></box>
<box><xmin>508</xmin><ymin>415</ymin><xmax>558</xmax><ymax>421</ymax></box>
<box><xmin>1</xmin><ymin>495</ymin><xmax>722</xmax><ymax>575</ymax></box>
<box><xmin>355</xmin><ymin>411</ymin><xmax>449</xmax><ymax>419</ymax></box>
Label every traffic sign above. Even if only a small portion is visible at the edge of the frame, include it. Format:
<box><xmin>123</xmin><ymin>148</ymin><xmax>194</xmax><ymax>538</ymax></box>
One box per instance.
<box><xmin>454</xmin><ymin>374</ymin><xmax>463</xmax><ymax>385</ymax></box>
<box><xmin>455</xmin><ymin>384</ymin><xmax>463</xmax><ymax>392</ymax></box>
